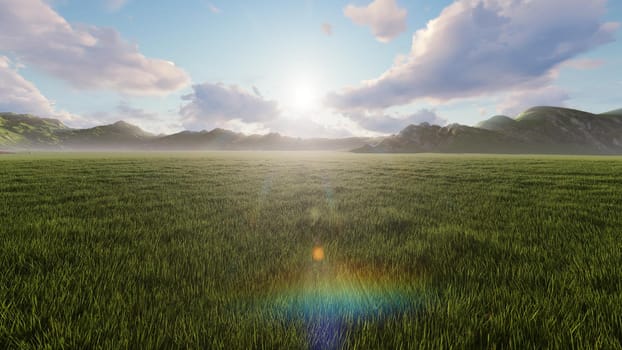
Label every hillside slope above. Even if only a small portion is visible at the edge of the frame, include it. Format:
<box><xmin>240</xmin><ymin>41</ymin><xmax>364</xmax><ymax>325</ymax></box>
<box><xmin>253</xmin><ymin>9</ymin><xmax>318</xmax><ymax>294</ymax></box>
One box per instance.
<box><xmin>354</xmin><ymin>122</ymin><xmax>525</xmax><ymax>153</ymax></box>
<box><xmin>57</xmin><ymin>121</ymin><xmax>156</xmax><ymax>149</ymax></box>
<box><xmin>0</xmin><ymin>114</ymin><xmax>379</xmax><ymax>151</ymax></box>
<box><xmin>356</xmin><ymin>106</ymin><xmax>622</xmax><ymax>154</ymax></box>
<box><xmin>0</xmin><ymin>113</ymin><xmax>68</xmax><ymax>147</ymax></box>
<box><xmin>4</xmin><ymin>106</ymin><xmax>622</xmax><ymax>154</ymax></box>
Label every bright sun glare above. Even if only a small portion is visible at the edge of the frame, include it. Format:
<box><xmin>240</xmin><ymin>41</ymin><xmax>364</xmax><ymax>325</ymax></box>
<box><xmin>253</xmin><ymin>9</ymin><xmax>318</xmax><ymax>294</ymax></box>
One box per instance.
<box><xmin>290</xmin><ymin>77</ymin><xmax>319</xmax><ymax>112</ymax></box>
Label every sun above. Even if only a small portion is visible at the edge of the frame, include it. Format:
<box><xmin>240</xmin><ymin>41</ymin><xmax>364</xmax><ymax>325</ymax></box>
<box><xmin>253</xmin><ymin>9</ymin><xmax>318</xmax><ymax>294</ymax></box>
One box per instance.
<box><xmin>289</xmin><ymin>76</ymin><xmax>319</xmax><ymax>111</ymax></box>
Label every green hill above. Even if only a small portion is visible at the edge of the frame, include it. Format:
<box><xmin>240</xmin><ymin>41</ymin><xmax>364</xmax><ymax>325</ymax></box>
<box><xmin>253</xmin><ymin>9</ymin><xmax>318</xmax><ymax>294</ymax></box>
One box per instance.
<box><xmin>57</xmin><ymin>121</ymin><xmax>156</xmax><ymax>149</ymax></box>
<box><xmin>153</xmin><ymin>129</ymin><xmax>379</xmax><ymax>151</ymax></box>
<box><xmin>476</xmin><ymin>115</ymin><xmax>516</xmax><ymax>131</ymax></box>
<box><xmin>355</xmin><ymin>122</ymin><xmax>525</xmax><ymax>153</ymax></box>
<box><xmin>356</xmin><ymin>106</ymin><xmax>622</xmax><ymax>154</ymax></box>
<box><xmin>0</xmin><ymin>113</ymin><xmax>67</xmax><ymax>147</ymax></box>
<box><xmin>3</xmin><ymin>106</ymin><xmax>622</xmax><ymax>153</ymax></box>
<box><xmin>0</xmin><ymin>114</ymin><xmax>378</xmax><ymax>151</ymax></box>
<box><xmin>600</xmin><ymin>108</ymin><xmax>622</xmax><ymax>117</ymax></box>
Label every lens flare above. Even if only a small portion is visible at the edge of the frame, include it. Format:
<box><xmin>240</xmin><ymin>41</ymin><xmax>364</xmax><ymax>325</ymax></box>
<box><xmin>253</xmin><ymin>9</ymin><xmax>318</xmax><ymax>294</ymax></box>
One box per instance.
<box><xmin>261</xmin><ymin>262</ymin><xmax>433</xmax><ymax>349</ymax></box>
<box><xmin>312</xmin><ymin>246</ymin><xmax>325</xmax><ymax>261</ymax></box>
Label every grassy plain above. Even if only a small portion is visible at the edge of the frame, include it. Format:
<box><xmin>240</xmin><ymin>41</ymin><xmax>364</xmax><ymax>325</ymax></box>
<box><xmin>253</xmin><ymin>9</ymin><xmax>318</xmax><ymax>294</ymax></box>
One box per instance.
<box><xmin>1</xmin><ymin>152</ymin><xmax>622</xmax><ymax>349</ymax></box>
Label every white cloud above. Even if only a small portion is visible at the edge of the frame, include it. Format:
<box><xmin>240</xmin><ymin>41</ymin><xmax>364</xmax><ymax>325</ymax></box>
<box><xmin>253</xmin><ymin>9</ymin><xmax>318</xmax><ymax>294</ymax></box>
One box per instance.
<box><xmin>345</xmin><ymin>109</ymin><xmax>447</xmax><ymax>133</ymax></box>
<box><xmin>344</xmin><ymin>0</ymin><xmax>407</xmax><ymax>42</ymax></box>
<box><xmin>179</xmin><ymin>83</ymin><xmax>380</xmax><ymax>137</ymax></box>
<box><xmin>0</xmin><ymin>56</ymin><xmax>55</xmax><ymax>116</ymax></box>
<box><xmin>329</xmin><ymin>0</ymin><xmax>618</xmax><ymax>111</ymax></box>
<box><xmin>115</xmin><ymin>101</ymin><xmax>160</xmax><ymax>121</ymax></box>
<box><xmin>271</xmin><ymin>112</ymin><xmax>383</xmax><ymax>138</ymax></box>
<box><xmin>221</xmin><ymin>119</ymin><xmax>269</xmax><ymax>135</ymax></box>
<box><xmin>499</xmin><ymin>86</ymin><xmax>570</xmax><ymax>117</ymax></box>
<box><xmin>180</xmin><ymin>83</ymin><xmax>280</xmax><ymax>131</ymax></box>
<box><xmin>85</xmin><ymin>101</ymin><xmax>182</xmax><ymax>134</ymax></box>
<box><xmin>0</xmin><ymin>0</ymin><xmax>190</xmax><ymax>95</ymax></box>
<box><xmin>0</xmin><ymin>55</ymin><xmax>86</xmax><ymax>125</ymax></box>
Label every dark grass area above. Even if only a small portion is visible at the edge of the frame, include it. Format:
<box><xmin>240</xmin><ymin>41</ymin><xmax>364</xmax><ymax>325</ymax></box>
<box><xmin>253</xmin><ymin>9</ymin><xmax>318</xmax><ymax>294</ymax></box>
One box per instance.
<box><xmin>1</xmin><ymin>152</ymin><xmax>622</xmax><ymax>348</ymax></box>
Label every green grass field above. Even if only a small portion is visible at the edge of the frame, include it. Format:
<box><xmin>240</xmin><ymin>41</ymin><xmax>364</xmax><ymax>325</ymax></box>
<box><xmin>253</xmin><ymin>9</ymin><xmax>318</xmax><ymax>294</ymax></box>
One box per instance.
<box><xmin>1</xmin><ymin>152</ymin><xmax>622</xmax><ymax>349</ymax></box>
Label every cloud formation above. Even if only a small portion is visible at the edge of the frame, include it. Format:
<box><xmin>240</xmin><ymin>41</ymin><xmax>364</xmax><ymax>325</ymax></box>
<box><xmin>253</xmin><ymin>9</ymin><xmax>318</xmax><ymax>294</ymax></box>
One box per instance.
<box><xmin>0</xmin><ymin>56</ymin><xmax>87</xmax><ymax>125</ymax></box>
<box><xmin>0</xmin><ymin>0</ymin><xmax>190</xmax><ymax>95</ymax></box>
<box><xmin>346</xmin><ymin>109</ymin><xmax>446</xmax><ymax>133</ymax></box>
<box><xmin>115</xmin><ymin>101</ymin><xmax>160</xmax><ymax>121</ymax></box>
<box><xmin>180</xmin><ymin>83</ymin><xmax>280</xmax><ymax>131</ymax></box>
<box><xmin>0</xmin><ymin>56</ymin><xmax>55</xmax><ymax>116</ymax></box>
<box><xmin>330</xmin><ymin>0</ymin><xmax>618</xmax><ymax>111</ymax></box>
<box><xmin>499</xmin><ymin>86</ymin><xmax>570</xmax><ymax>117</ymax></box>
<box><xmin>84</xmin><ymin>101</ymin><xmax>182</xmax><ymax>133</ymax></box>
<box><xmin>344</xmin><ymin>0</ymin><xmax>407</xmax><ymax>43</ymax></box>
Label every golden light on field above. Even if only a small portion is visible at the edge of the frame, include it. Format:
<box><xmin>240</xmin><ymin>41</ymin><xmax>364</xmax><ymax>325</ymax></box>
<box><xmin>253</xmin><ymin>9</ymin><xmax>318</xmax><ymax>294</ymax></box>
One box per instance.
<box><xmin>312</xmin><ymin>246</ymin><xmax>325</xmax><ymax>261</ymax></box>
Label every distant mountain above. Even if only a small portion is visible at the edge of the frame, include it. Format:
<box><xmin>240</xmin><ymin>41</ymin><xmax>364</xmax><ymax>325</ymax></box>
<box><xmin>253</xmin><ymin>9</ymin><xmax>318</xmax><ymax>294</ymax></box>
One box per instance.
<box><xmin>496</xmin><ymin>107</ymin><xmax>622</xmax><ymax>153</ymax></box>
<box><xmin>57</xmin><ymin>120</ymin><xmax>157</xmax><ymax>149</ymax></box>
<box><xmin>355</xmin><ymin>106</ymin><xmax>622</xmax><ymax>154</ymax></box>
<box><xmin>4</xmin><ymin>107</ymin><xmax>622</xmax><ymax>154</ymax></box>
<box><xmin>0</xmin><ymin>113</ymin><xmax>379</xmax><ymax>151</ymax></box>
<box><xmin>154</xmin><ymin>128</ymin><xmax>240</xmax><ymax>150</ymax></box>
<box><xmin>354</xmin><ymin>122</ymin><xmax>525</xmax><ymax>154</ymax></box>
<box><xmin>152</xmin><ymin>129</ymin><xmax>379</xmax><ymax>151</ymax></box>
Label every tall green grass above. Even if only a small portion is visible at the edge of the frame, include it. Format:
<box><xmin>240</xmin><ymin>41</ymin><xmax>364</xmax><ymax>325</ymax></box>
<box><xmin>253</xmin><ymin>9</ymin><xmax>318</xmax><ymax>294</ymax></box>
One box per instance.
<box><xmin>1</xmin><ymin>152</ymin><xmax>621</xmax><ymax>349</ymax></box>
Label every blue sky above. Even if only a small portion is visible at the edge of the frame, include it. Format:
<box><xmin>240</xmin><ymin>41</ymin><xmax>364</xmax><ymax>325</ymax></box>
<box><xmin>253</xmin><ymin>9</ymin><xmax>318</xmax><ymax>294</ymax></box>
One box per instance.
<box><xmin>0</xmin><ymin>0</ymin><xmax>620</xmax><ymax>137</ymax></box>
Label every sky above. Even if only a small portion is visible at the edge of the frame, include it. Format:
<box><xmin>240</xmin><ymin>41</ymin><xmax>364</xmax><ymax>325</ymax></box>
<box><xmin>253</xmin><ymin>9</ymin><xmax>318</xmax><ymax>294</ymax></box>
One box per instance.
<box><xmin>0</xmin><ymin>0</ymin><xmax>620</xmax><ymax>137</ymax></box>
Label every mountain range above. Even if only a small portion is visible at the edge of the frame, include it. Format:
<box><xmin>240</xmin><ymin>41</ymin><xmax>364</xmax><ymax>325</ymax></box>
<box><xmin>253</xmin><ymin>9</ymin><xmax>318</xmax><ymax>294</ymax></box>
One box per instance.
<box><xmin>0</xmin><ymin>113</ymin><xmax>379</xmax><ymax>151</ymax></box>
<box><xmin>354</xmin><ymin>107</ymin><xmax>622</xmax><ymax>154</ymax></box>
<box><xmin>2</xmin><ymin>106</ymin><xmax>622</xmax><ymax>154</ymax></box>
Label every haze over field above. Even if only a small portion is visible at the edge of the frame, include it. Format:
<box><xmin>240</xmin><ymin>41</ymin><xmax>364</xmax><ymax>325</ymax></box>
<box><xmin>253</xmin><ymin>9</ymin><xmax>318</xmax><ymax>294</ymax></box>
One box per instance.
<box><xmin>4</xmin><ymin>106</ymin><xmax>622</xmax><ymax>154</ymax></box>
<box><xmin>0</xmin><ymin>0</ymin><xmax>621</xmax><ymax>139</ymax></box>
